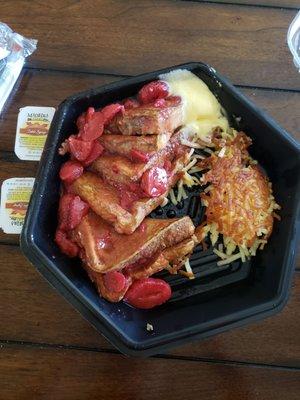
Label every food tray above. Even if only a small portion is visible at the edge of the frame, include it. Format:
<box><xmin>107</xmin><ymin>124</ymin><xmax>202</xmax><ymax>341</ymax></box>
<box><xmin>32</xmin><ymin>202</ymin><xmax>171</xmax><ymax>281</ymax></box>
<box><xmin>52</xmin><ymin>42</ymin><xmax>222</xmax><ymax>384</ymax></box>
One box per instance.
<box><xmin>21</xmin><ymin>62</ymin><xmax>300</xmax><ymax>356</ymax></box>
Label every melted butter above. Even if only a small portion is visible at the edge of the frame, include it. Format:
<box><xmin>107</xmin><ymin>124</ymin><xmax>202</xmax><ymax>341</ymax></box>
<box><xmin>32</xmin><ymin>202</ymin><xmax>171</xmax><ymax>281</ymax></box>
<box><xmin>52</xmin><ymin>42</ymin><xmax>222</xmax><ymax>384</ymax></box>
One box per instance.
<box><xmin>159</xmin><ymin>69</ymin><xmax>228</xmax><ymax>139</ymax></box>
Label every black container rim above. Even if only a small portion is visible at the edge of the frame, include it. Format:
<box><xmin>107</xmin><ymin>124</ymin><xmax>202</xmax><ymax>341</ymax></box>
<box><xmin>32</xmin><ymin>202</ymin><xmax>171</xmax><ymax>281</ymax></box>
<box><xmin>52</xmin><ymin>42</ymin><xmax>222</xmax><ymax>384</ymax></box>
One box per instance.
<box><xmin>21</xmin><ymin>61</ymin><xmax>300</xmax><ymax>356</ymax></box>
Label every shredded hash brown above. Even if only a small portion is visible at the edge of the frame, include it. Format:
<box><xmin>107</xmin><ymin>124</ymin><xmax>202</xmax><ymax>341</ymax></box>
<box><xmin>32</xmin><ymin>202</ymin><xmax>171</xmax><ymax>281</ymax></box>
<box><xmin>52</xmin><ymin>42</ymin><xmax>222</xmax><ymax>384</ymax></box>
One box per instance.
<box><xmin>197</xmin><ymin>131</ymin><xmax>280</xmax><ymax>252</ymax></box>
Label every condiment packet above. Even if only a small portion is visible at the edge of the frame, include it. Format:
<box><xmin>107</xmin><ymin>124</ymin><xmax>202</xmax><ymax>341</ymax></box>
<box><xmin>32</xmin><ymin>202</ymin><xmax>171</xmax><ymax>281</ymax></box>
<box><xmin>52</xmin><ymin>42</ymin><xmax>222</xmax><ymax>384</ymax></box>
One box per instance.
<box><xmin>14</xmin><ymin>106</ymin><xmax>55</xmax><ymax>161</ymax></box>
<box><xmin>287</xmin><ymin>11</ymin><xmax>300</xmax><ymax>72</ymax></box>
<box><xmin>0</xmin><ymin>177</ymin><xmax>34</xmax><ymax>234</ymax></box>
<box><xmin>0</xmin><ymin>22</ymin><xmax>37</xmax><ymax>115</ymax></box>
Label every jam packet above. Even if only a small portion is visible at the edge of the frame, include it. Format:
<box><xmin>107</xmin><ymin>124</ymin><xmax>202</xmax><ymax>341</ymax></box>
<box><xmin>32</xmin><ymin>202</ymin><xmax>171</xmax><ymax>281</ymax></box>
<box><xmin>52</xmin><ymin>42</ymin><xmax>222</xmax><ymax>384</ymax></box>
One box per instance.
<box><xmin>14</xmin><ymin>106</ymin><xmax>55</xmax><ymax>160</ymax></box>
<box><xmin>0</xmin><ymin>177</ymin><xmax>34</xmax><ymax>234</ymax></box>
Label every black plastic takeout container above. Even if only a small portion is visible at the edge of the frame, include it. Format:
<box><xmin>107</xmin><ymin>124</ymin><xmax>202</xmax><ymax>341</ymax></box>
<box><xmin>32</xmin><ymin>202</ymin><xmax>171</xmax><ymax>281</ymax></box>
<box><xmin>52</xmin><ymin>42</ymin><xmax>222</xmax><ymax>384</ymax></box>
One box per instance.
<box><xmin>21</xmin><ymin>62</ymin><xmax>300</xmax><ymax>356</ymax></box>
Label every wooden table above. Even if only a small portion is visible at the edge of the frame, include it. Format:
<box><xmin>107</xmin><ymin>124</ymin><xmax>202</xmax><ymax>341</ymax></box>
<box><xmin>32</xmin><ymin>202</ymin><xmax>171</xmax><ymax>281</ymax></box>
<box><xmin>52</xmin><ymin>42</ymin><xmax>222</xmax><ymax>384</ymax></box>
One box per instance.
<box><xmin>0</xmin><ymin>1</ymin><xmax>299</xmax><ymax>399</ymax></box>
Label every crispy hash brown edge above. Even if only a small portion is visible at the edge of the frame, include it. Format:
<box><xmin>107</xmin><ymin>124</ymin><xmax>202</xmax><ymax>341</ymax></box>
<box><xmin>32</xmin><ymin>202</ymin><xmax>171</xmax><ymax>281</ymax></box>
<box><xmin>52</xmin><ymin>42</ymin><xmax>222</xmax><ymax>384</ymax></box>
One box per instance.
<box><xmin>195</xmin><ymin>130</ymin><xmax>280</xmax><ymax>265</ymax></box>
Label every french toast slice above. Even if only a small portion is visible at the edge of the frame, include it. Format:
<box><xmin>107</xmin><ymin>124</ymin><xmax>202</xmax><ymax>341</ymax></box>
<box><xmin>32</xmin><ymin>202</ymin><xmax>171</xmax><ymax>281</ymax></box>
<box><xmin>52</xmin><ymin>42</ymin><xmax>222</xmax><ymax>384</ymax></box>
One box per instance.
<box><xmin>71</xmin><ymin>211</ymin><xmax>195</xmax><ymax>273</ymax></box>
<box><xmin>99</xmin><ymin>132</ymin><xmax>172</xmax><ymax>158</ymax></box>
<box><xmin>107</xmin><ymin>98</ymin><xmax>183</xmax><ymax>136</ymax></box>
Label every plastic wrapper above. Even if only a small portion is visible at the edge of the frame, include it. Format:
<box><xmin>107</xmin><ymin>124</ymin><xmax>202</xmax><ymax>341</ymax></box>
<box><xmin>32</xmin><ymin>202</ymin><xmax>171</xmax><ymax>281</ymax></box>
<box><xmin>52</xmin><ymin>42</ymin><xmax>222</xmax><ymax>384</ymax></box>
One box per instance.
<box><xmin>0</xmin><ymin>22</ymin><xmax>37</xmax><ymax>114</ymax></box>
<box><xmin>287</xmin><ymin>11</ymin><xmax>300</xmax><ymax>72</ymax></box>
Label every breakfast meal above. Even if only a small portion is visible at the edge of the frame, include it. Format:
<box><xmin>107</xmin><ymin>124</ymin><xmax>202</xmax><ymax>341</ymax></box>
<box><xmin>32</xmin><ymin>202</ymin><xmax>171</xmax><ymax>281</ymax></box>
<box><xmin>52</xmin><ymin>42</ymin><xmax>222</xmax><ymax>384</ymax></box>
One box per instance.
<box><xmin>55</xmin><ymin>69</ymin><xmax>280</xmax><ymax>309</ymax></box>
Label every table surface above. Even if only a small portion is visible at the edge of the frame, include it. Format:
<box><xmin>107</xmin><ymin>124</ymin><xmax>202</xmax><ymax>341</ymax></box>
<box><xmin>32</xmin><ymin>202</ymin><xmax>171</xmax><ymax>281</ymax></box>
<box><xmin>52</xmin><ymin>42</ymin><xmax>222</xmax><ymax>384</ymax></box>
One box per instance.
<box><xmin>0</xmin><ymin>1</ymin><xmax>299</xmax><ymax>399</ymax></box>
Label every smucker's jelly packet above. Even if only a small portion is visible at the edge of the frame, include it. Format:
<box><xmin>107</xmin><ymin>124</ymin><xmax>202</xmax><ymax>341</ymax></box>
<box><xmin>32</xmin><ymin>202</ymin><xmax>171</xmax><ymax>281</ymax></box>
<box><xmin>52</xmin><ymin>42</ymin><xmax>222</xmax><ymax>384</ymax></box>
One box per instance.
<box><xmin>14</xmin><ymin>106</ymin><xmax>55</xmax><ymax>161</ymax></box>
<box><xmin>0</xmin><ymin>178</ymin><xmax>34</xmax><ymax>234</ymax></box>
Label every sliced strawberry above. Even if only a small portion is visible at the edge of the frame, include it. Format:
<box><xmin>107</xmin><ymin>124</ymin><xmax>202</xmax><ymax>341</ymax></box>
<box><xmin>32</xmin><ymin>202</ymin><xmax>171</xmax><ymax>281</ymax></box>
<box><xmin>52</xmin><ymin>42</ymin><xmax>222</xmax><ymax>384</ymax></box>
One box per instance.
<box><xmin>167</xmin><ymin>95</ymin><xmax>182</xmax><ymax>106</ymax></box>
<box><xmin>81</xmin><ymin>111</ymin><xmax>104</xmax><ymax>141</ymax></box>
<box><xmin>141</xmin><ymin>167</ymin><xmax>168</xmax><ymax>197</ymax></box>
<box><xmin>59</xmin><ymin>160</ymin><xmax>83</xmax><ymax>184</ymax></box>
<box><xmin>138</xmin><ymin>80</ymin><xmax>169</xmax><ymax>104</ymax></box>
<box><xmin>101</xmin><ymin>103</ymin><xmax>124</xmax><ymax>125</ymax></box>
<box><xmin>55</xmin><ymin>229</ymin><xmax>79</xmax><ymax>257</ymax></box>
<box><xmin>76</xmin><ymin>113</ymin><xmax>86</xmax><ymax>130</ymax></box>
<box><xmin>58</xmin><ymin>139</ymin><xmax>70</xmax><ymax>155</ymax></box>
<box><xmin>123</xmin><ymin>98</ymin><xmax>139</xmax><ymax>110</ymax></box>
<box><xmin>58</xmin><ymin>194</ymin><xmax>89</xmax><ymax>230</ymax></box>
<box><xmin>68</xmin><ymin>135</ymin><xmax>93</xmax><ymax>161</ymax></box>
<box><xmin>85</xmin><ymin>107</ymin><xmax>95</xmax><ymax>122</ymax></box>
<box><xmin>153</xmin><ymin>98</ymin><xmax>166</xmax><ymax>108</ymax></box>
<box><xmin>124</xmin><ymin>277</ymin><xmax>171</xmax><ymax>309</ymax></box>
<box><xmin>130</xmin><ymin>149</ymin><xmax>150</xmax><ymax>163</ymax></box>
<box><xmin>76</xmin><ymin>107</ymin><xmax>95</xmax><ymax>131</ymax></box>
<box><xmin>103</xmin><ymin>271</ymin><xmax>126</xmax><ymax>293</ymax></box>
<box><xmin>68</xmin><ymin>196</ymin><xmax>89</xmax><ymax>229</ymax></box>
<box><xmin>82</xmin><ymin>141</ymin><xmax>104</xmax><ymax>166</ymax></box>
<box><xmin>58</xmin><ymin>194</ymin><xmax>74</xmax><ymax>231</ymax></box>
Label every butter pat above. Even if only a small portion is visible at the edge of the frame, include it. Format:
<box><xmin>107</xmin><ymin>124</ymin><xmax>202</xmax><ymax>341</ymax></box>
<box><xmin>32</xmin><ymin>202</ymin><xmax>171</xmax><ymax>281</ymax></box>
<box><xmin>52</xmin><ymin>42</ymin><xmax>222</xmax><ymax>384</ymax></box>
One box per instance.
<box><xmin>15</xmin><ymin>106</ymin><xmax>55</xmax><ymax>161</ymax></box>
<box><xmin>160</xmin><ymin>69</ymin><xmax>228</xmax><ymax>139</ymax></box>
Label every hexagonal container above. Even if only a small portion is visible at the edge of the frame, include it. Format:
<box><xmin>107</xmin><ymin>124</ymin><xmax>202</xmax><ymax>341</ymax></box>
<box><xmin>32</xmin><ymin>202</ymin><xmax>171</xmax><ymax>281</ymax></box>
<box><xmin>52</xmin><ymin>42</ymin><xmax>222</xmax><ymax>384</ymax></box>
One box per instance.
<box><xmin>21</xmin><ymin>62</ymin><xmax>300</xmax><ymax>356</ymax></box>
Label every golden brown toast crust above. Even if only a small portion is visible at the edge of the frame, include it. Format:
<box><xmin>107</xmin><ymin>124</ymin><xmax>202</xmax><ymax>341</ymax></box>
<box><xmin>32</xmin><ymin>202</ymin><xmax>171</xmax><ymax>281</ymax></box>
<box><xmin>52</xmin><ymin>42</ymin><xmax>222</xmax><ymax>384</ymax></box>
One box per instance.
<box><xmin>127</xmin><ymin>238</ymin><xmax>196</xmax><ymax>280</ymax></box>
<box><xmin>71</xmin><ymin>212</ymin><xmax>195</xmax><ymax>273</ymax></box>
<box><xmin>99</xmin><ymin>133</ymin><xmax>172</xmax><ymax>158</ymax></box>
<box><xmin>107</xmin><ymin>100</ymin><xmax>183</xmax><ymax>136</ymax></box>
